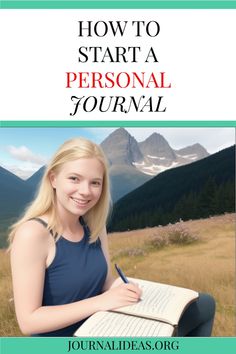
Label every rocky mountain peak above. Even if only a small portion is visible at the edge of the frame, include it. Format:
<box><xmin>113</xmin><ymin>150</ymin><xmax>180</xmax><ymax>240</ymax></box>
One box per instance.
<box><xmin>101</xmin><ymin>128</ymin><xmax>143</xmax><ymax>165</ymax></box>
<box><xmin>139</xmin><ymin>132</ymin><xmax>177</xmax><ymax>161</ymax></box>
<box><xmin>176</xmin><ymin>143</ymin><xmax>209</xmax><ymax>159</ymax></box>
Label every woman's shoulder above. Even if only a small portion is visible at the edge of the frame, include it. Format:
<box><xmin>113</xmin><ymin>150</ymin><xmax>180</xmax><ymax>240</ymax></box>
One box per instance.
<box><xmin>13</xmin><ymin>217</ymin><xmax>52</xmax><ymax>249</ymax></box>
<box><xmin>10</xmin><ymin>218</ymin><xmax>55</xmax><ymax>278</ymax></box>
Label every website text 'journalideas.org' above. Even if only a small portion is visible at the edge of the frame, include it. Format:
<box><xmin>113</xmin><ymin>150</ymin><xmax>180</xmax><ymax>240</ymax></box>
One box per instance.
<box><xmin>67</xmin><ymin>339</ymin><xmax>180</xmax><ymax>352</ymax></box>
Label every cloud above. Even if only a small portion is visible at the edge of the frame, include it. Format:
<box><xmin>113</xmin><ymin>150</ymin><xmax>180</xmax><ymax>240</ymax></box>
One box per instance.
<box><xmin>6</xmin><ymin>145</ymin><xmax>47</xmax><ymax>165</ymax></box>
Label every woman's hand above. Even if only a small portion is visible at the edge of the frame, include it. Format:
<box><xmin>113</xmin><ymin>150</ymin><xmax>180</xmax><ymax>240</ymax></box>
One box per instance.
<box><xmin>98</xmin><ymin>282</ymin><xmax>142</xmax><ymax>311</ymax></box>
<box><xmin>109</xmin><ymin>277</ymin><xmax>124</xmax><ymax>288</ymax></box>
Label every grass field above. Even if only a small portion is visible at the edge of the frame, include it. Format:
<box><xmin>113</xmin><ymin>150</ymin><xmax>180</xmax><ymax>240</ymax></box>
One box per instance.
<box><xmin>109</xmin><ymin>213</ymin><xmax>235</xmax><ymax>337</ymax></box>
<box><xmin>0</xmin><ymin>213</ymin><xmax>235</xmax><ymax>336</ymax></box>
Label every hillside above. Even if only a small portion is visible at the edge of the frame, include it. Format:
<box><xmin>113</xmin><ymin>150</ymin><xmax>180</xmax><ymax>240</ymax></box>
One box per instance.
<box><xmin>109</xmin><ymin>145</ymin><xmax>235</xmax><ymax>231</ymax></box>
<box><xmin>108</xmin><ymin>214</ymin><xmax>235</xmax><ymax>337</ymax></box>
<box><xmin>0</xmin><ymin>214</ymin><xmax>234</xmax><ymax>336</ymax></box>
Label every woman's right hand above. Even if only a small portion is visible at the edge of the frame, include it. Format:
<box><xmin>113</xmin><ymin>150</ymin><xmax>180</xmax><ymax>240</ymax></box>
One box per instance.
<box><xmin>98</xmin><ymin>283</ymin><xmax>142</xmax><ymax>311</ymax></box>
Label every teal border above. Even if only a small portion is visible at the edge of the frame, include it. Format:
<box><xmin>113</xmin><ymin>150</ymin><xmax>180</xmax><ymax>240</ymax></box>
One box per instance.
<box><xmin>1</xmin><ymin>337</ymin><xmax>236</xmax><ymax>354</ymax></box>
<box><xmin>1</xmin><ymin>1</ymin><xmax>236</xmax><ymax>9</ymax></box>
<box><xmin>0</xmin><ymin>120</ymin><xmax>236</xmax><ymax>127</ymax></box>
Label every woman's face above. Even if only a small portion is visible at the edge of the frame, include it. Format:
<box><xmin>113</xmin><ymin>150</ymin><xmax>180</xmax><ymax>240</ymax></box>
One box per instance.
<box><xmin>50</xmin><ymin>158</ymin><xmax>104</xmax><ymax>217</ymax></box>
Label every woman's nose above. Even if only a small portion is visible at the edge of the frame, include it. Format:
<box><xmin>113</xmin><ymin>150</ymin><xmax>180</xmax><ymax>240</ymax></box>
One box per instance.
<box><xmin>78</xmin><ymin>181</ymin><xmax>90</xmax><ymax>195</ymax></box>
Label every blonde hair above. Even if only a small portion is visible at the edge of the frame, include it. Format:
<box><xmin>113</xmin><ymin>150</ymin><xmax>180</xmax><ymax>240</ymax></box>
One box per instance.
<box><xmin>8</xmin><ymin>137</ymin><xmax>111</xmax><ymax>246</ymax></box>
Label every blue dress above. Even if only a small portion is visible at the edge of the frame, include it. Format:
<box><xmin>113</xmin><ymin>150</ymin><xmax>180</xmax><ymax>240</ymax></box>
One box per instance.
<box><xmin>31</xmin><ymin>218</ymin><xmax>107</xmax><ymax>336</ymax></box>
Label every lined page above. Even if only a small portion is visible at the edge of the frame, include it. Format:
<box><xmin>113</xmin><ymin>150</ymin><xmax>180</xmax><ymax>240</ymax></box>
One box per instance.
<box><xmin>114</xmin><ymin>278</ymin><xmax>198</xmax><ymax>325</ymax></box>
<box><xmin>74</xmin><ymin>311</ymin><xmax>174</xmax><ymax>337</ymax></box>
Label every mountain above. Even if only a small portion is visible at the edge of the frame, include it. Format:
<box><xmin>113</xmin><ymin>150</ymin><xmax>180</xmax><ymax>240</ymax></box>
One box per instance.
<box><xmin>101</xmin><ymin>128</ymin><xmax>152</xmax><ymax>201</ymax></box>
<box><xmin>101</xmin><ymin>128</ymin><xmax>210</xmax><ymax>199</ymax></box>
<box><xmin>139</xmin><ymin>132</ymin><xmax>177</xmax><ymax>162</ymax></box>
<box><xmin>0</xmin><ymin>129</ymin><xmax>211</xmax><ymax>206</ymax></box>
<box><xmin>175</xmin><ymin>143</ymin><xmax>209</xmax><ymax>160</ymax></box>
<box><xmin>0</xmin><ymin>129</ymin><xmax>210</xmax><ymax>207</ymax></box>
<box><xmin>26</xmin><ymin>166</ymin><xmax>46</xmax><ymax>188</ymax></box>
<box><xmin>135</xmin><ymin>133</ymin><xmax>209</xmax><ymax>176</ymax></box>
<box><xmin>109</xmin><ymin>145</ymin><xmax>235</xmax><ymax>232</ymax></box>
<box><xmin>101</xmin><ymin>128</ymin><xmax>143</xmax><ymax>165</ymax></box>
<box><xmin>0</xmin><ymin>166</ymin><xmax>33</xmax><ymax>218</ymax></box>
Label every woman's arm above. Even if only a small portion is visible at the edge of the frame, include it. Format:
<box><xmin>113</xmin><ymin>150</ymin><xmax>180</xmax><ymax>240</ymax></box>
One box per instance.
<box><xmin>11</xmin><ymin>222</ymin><xmax>141</xmax><ymax>335</ymax></box>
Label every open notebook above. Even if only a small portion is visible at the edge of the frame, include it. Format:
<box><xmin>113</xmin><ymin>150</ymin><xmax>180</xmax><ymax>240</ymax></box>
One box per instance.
<box><xmin>74</xmin><ymin>278</ymin><xmax>199</xmax><ymax>337</ymax></box>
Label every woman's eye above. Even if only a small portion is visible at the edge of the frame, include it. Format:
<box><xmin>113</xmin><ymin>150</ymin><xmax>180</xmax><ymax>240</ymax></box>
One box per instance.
<box><xmin>69</xmin><ymin>176</ymin><xmax>79</xmax><ymax>182</ymax></box>
<box><xmin>92</xmin><ymin>181</ymin><xmax>101</xmax><ymax>186</ymax></box>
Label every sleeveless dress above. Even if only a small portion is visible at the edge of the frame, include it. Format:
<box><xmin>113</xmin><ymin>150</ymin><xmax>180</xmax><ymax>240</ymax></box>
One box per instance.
<box><xmin>31</xmin><ymin>217</ymin><xmax>108</xmax><ymax>337</ymax></box>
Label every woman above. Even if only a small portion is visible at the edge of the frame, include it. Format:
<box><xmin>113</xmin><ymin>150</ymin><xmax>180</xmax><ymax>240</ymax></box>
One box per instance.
<box><xmin>9</xmin><ymin>137</ymin><xmax>142</xmax><ymax>336</ymax></box>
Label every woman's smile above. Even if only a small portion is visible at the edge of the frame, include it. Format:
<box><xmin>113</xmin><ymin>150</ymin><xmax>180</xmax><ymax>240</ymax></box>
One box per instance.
<box><xmin>70</xmin><ymin>197</ymin><xmax>91</xmax><ymax>207</ymax></box>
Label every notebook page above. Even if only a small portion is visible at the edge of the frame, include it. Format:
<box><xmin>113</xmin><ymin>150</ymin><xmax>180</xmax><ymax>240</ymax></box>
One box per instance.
<box><xmin>74</xmin><ymin>311</ymin><xmax>174</xmax><ymax>337</ymax></box>
<box><xmin>114</xmin><ymin>278</ymin><xmax>198</xmax><ymax>325</ymax></box>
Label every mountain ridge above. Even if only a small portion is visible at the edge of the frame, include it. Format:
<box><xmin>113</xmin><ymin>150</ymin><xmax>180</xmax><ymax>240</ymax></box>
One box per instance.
<box><xmin>0</xmin><ymin>128</ymin><xmax>208</xmax><ymax>203</ymax></box>
<box><xmin>109</xmin><ymin>145</ymin><xmax>235</xmax><ymax>232</ymax></box>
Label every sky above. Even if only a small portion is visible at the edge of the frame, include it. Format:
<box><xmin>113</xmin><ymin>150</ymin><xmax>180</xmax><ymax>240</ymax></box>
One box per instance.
<box><xmin>0</xmin><ymin>127</ymin><xmax>235</xmax><ymax>180</ymax></box>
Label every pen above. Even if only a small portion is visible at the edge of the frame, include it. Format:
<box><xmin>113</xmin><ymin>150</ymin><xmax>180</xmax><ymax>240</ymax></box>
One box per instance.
<box><xmin>115</xmin><ymin>263</ymin><xmax>129</xmax><ymax>284</ymax></box>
